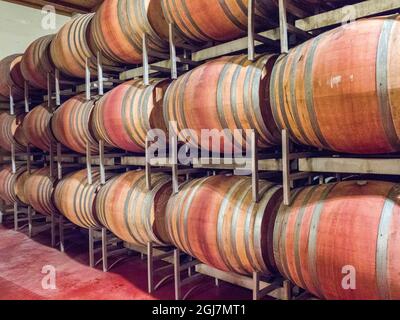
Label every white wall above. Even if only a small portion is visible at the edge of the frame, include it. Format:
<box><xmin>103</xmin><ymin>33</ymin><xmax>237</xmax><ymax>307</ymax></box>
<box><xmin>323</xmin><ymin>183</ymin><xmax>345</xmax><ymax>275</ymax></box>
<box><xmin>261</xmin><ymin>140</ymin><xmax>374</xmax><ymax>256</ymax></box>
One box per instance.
<box><xmin>0</xmin><ymin>1</ymin><xmax>70</xmax><ymax>59</ymax></box>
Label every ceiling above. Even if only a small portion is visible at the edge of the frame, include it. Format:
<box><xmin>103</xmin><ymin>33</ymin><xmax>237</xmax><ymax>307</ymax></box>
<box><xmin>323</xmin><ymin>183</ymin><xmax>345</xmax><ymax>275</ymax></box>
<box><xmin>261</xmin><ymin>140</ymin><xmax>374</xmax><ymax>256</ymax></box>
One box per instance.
<box><xmin>1</xmin><ymin>0</ymin><xmax>103</xmax><ymax>15</ymax></box>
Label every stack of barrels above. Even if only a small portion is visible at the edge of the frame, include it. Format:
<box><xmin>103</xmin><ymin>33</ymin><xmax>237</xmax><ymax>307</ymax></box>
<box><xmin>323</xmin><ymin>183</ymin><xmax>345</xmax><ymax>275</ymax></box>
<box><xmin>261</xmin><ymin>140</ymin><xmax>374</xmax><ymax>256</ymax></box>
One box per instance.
<box><xmin>0</xmin><ymin>0</ymin><xmax>399</xmax><ymax>301</ymax></box>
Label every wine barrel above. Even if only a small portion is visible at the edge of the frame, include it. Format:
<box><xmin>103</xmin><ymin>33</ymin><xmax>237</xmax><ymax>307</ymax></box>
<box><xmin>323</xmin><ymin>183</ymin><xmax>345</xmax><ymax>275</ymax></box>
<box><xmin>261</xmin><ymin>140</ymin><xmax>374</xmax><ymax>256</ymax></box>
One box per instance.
<box><xmin>91</xmin><ymin>0</ymin><xmax>169</xmax><ymax>65</ymax></box>
<box><xmin>25</xmin><ymin>167</ymin><xmax>56</xmax><ymax>216</ymax></box>
<box><xmin>0</xmin><ymin>112</ymin><xmax>28</xmax><ymax>152</ymax></box>
<box><xmin>274</xmin><ymin>180</ymin><xmax>400</xmax><ymax>300</ymax></box>
<box><xmin>23</xmin><ymin>104</ymin><xmax>53</xmax><ymax>152</ymax></box>
<box><xmin>54</xmin><ymin>169</ymin><xmax>113</xmax><ymax>229</ymax></box>
<box><xmin>96</xmin><ymin>171</ymin><xmax>173</xmax><ymax>246</ymax></box>
<box><xmin>271</xmin><ymin>16</ymin><xmax>400</xmax><ymax>154</ymax></box>
<box><xmin>164</xmin><ymin>54</ymin><xmax>281</xmax><ymax>153</ymax></box>
<box><xmin>50</xmin><ymin>14</ymin><xmax>97</xmax><ymax>78</ymax></box>
<box><xmin>161</xmin><ymin>0</ymin><xmax>276</xmax><ymax>43</ymax></box>
<box><xmin>0</xmin><ymin>166</ymin><xmax>27</xmax><ymax>205</ymax></box>
<box><xmin>52</xmin><ymin>95</ymin><xmax>98</xmax><ymax>154</ymax></box>
<box><xmin>166</xmin><ymin>176</ymin><xmax>282</xmax><ymax>275</ymax></box>
<box><xmin>92</xmin><ymin>79</ymin><xmax>169</xmax><ymax>152</ymax></box>
<box><xmin>20</xmin><ymin>35</ymin><xmax>55</xmax><ymax>90</ymax></box>
<box><xmin>15</xmin><ymin>169</ymin><xmax>37</xmax><ymax>205</ymax></box>
<box><xmin>0</xmin><ymin>54</ymin><xmax>25</xmax><ymax>101</ymax></box>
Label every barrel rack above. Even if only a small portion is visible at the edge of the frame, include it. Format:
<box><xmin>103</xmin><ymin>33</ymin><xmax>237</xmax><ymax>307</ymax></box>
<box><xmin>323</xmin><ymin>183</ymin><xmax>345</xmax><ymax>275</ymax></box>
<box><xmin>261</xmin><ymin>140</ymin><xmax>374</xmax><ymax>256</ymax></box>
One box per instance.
<box><xmin>3</xmin><ymin>85</ymin><xmax>51</xmax><ymax>237</ymax></box>
<box><xmin>0</xmin><ymin>148</ymin><xmax>13</xmax><ymax>225</ymax></box>
<box><xmin>1</xmin><ymin>0</ymin><xmax>400</xmax><ymax>301</ymax></box>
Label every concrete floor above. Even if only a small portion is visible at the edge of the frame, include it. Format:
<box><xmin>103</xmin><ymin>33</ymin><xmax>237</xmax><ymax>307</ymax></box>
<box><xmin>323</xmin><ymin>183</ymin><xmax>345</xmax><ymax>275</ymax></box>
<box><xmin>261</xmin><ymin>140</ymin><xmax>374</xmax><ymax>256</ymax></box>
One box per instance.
<box><xmin>0</xmin><ymin>223</ymin><xmax>250</xmax><ymax>300</ymax></box>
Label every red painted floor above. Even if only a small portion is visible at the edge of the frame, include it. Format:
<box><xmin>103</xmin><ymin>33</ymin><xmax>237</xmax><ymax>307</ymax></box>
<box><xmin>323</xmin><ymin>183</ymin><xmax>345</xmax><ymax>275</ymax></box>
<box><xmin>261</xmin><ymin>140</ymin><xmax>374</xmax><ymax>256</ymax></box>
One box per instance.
<box><xmin>0</xmin><ymin>223</ymin><xmax>251</xmax><ymax>300</ymax></box>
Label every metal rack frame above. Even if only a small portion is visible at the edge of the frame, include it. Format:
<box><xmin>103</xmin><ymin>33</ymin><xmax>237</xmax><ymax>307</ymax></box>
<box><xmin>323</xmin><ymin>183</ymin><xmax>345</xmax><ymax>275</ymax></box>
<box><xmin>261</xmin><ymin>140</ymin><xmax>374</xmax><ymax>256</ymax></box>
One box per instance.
<box><xmin>0</xmin><ymin>199</ymin><xmax>13</xmax><ymax>225</ymax></box>
<box><xmin>172</xmin><ymin>248</ymin><xmax>294</xmax><ymax>301</ymax></box>
<box><xmin>6</xmin><ymin>85</ymin><xmax>50</xmax><ymax>236</ymax></box>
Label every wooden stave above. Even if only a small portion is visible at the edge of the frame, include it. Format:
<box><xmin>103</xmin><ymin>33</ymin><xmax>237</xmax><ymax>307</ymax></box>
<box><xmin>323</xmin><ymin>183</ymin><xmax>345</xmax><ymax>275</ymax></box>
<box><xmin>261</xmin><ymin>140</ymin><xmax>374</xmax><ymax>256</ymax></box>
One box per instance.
<box><xmin>0</xmin><ymin>54</ymin><xmax>25</xmax><ymax>101</ymax></box>
<box><xmin>23</xmin><ymin>104</ymin><xmax>54</xmax><ymax>152</ymax></box>
<box><xmin>52</xmin><ymin>95</ymin><xmax>99</xmax><ymax>154</ymax></box>
<box><xmin>270</xmin><ymin>16</ymin><xmax>400</xmax><ymax>155</ymax></box>
<box><xmin>20</xmin><ymin>35</ymin><xmax>55</xmax><ymax>90</ymax></box>
<box><xmin>92</xmin><ymin>78</ymin><xmax>170</xmax><ymax>152</ymax></box>
<box><xmin>96</xmin><ymin>170</ymin><xmax>173</xmax><ymax>247</ymax></box>
<box><xmin>274</xmin><ymin>180</ymin><xmax>400</xmax><ymax>300</ymax></box>
<box><xmin>166</xmin><ymin>175</ymin><xmax>282</xmax><ymax>276</ymax></box>
<box><xmin>0</xmin><ymin>112</ymin><xmax>28</xmax><ymax>152</ymax></box>
<box><xmin>163</xmin><ymin>54</ymin><xmax>281</xmax><ymax>153</ymax></box>
<box><xmin>54</xmin><ymin>169</ymin><xmax>113</xmax><ymax>229</ymax></box>
<box><xmin>24</xmin><ymin>167</ymin><xmax>56</xmax><ymax>216</ymax></box>
<box><xmin>91</xmin><ymin>0</ymin><xmax>169</xmax><ymax>65</ymax></box>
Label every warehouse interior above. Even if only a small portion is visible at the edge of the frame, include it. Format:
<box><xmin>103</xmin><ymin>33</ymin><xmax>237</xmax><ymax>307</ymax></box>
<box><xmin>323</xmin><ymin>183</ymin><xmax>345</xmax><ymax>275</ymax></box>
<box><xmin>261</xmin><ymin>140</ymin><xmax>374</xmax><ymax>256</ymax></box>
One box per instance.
<box><xmin>0</xmin><ymin>0</ymin><xmax>400</xmax><ymax>301</ymax></box>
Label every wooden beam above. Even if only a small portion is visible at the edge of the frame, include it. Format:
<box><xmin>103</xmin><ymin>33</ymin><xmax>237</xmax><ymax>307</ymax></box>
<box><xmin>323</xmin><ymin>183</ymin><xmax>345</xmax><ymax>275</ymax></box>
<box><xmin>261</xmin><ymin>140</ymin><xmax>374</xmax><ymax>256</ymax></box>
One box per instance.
<box><xmin>299</xmin><ymin>157</ymin><xmax>400</xmax><ymax>175</ymax></box>
<box><xmin>296</xmin><ymin>0</ymin><xmax>400</xmax><ymax>31</ymax></box>
<box><xmin>192</xmin><ymin>157</ymin><xmax>283</xmax><ymax>172</ymax></box>
<box><xmin>2</xmin><ymin>0</ymin><xmax>98</xmax><ymax>16</ymax></box>
<box><xmin>120</xmin><ymin>156</ymin><xmax>147</xmax><ymax>167</ymax></box>
<box><xmin>120</xmin><ymin>60</ymin><xmax>171</xmax><ymax>81</ymax></box>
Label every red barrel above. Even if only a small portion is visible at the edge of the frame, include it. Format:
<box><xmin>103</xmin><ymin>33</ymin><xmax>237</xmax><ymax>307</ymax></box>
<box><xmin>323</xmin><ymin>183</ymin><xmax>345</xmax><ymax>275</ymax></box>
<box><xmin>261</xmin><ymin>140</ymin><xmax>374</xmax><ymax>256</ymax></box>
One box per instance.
<box><xmin>166</xmin><ymin>176</ymin><xmax>282</xmax><ymax>275</ymax></box>
<box><xmin>161</xmin><ymin>0</ymin><xmax>276</xmax><ymax>43</ymax></box>
<box><xmin>274</xmin><ymin>180</ymin><xmax>400</xmax><ymax>300</ymax></box>
<box><xmin>91</xmin><ymin>0</ymin><xmax>169</xmax><ymax>65</ymax></box>
<box><xmin>164</xmin><ymin>54</ymin><xmax>280</xmax><ymax>152</ymax></box>
<box><xmin>52</xmin><ymin>95</ymin><xmax>99</xmax><ymax>154</ymax></box>
<box><xmin>92</xmin><ymin>79</ymin><xmax>170</xmax><ymax>152</ymax></box>
<box><xmin>271</xmin><ymin>16</ymin><xmax>400</xmax><ymax>154</ymax></box>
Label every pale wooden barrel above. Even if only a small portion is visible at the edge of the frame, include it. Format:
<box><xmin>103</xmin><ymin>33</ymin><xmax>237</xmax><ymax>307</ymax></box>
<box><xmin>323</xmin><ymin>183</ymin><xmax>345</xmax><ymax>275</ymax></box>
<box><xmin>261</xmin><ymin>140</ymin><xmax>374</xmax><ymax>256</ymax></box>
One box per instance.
<box><xmin>96</xmin><ymin>171</ymin><xmax>173</xmax><ymax>246</ymax></box>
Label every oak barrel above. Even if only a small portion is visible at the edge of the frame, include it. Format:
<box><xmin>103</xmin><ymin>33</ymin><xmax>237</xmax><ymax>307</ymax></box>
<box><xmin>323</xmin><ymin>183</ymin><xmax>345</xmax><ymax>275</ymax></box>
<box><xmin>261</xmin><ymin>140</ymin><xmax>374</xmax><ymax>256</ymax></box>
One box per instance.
<box><xmin>50</xmin><ymin>14</ymin><xmax>97</xmax><ymax>78</ymax></box>
<box><xmin>23</xmin><ymin>104</ymin><xmax>53</xmax><ymax>152</ymax></box>
<box><xmin>271</xmin><ymin>16</ymin><xmax>400</xmax><ymax>154</ymax></box>
<box><xmin>0</xmin><ymin>166</ymin><xmax>27</xmax><ymax>205</ymax></box>
<box><xmin>0</xmin><ymin>54</ymin><xmax>25</xmax><ymax>101</ymax></box>
<box><xmin>164</xmin><ymin>54</ymin><xmax>281</xmax><ymax>152</ymax></box>
<box><xmin>24</xmin><ymin>167</ymin><xmax>56</xmax><ymax>216</ymax></box>
<box><xmin>20</xmin><ymin>35</ymin><xmax>55</xmax><ymax>90</ymax></box>
<box><xmin>0</xmin><ymin>112</ymin><xmax>28</xmax><ymax>152</ymax></box>
<box><xmin>92</xmin><ymin>79</ymin><xmax>170</xmax><ymax>152</ymax></box>
<box><xmin>96</xmin><ymin>171</ymin><xmax>173</xmax><ymax>246</ymax></box>
<box><xmin>274</xmin><ymin>180</ymin><xmax>400</xmax><ymax>300</ymax></box>
<box><xmin>54</xmin><ymin>169</ymin><xmax>112</xmax><ymax>229</ymax></box>
<box><xmin>15</xmin><ymin>169</ymin><xmax>38</xmax><ymax>205</ymax></box>
<box><xmin>91</xmin><ymin>0</ymin><xmax>169</xmax><ymax>65</ymax></box>
<box><xmin>52</xmin><ymin>95</ymin><xmax>99</xmax><ymax>154</ymax></box>
<box><xmin>166</xmin><ymin>176</ymin><xmax>282</xmax><ymax>275</ymax></box>
<box><xmin>161</xmin><ymin>0</ymin><xmax>276</xmax><ymax>43</ymax></box>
